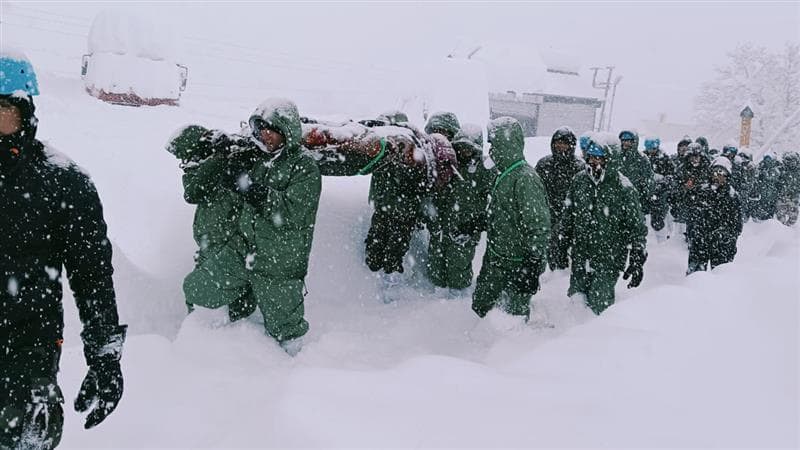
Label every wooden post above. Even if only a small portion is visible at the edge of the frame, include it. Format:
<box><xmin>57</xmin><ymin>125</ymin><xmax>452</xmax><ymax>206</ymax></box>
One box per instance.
<box><xmin>739</xmin><ymin>106</ymin><xmax>754</xmax><ymax>148</ymax></box>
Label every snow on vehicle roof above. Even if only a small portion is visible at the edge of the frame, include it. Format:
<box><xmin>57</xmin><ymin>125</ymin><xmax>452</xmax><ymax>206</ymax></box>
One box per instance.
<box><xmin>89</xmin><ymin>9</ymin><xmax>180</xmax><ymax>62</ymax></box>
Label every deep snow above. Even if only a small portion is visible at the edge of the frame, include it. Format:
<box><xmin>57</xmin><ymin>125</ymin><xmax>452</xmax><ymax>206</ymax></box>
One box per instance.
<box><xmin>40</xmin><ymin>69</ymin><xmax>798</xmax><ymax>447</ymax></box>
<box><xmin>2</xmin><ymin>5</ymin><xmax>798</xmax><ymax>448</ymax></box>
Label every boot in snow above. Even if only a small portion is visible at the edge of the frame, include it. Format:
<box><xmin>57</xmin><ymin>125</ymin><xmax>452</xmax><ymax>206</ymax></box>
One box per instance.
<box><xmin>280</xmin><ymin>337</ymin><xmax>303</xmax><ymax>357</ymax></box>
<box><xmin>380</xmin><ymin>272</ymin><xmax>404</xmax><ymax>304</ymax></box>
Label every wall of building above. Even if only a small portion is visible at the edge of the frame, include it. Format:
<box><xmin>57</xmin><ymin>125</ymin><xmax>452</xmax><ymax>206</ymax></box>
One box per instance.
<box><xmin>537</xmin><ymin>98</ymin><xmax>599</xmax><ymax>137</ymax></box>
<box><xmin>488</xmin><ymin>92</ymin><xmax>600</xmax><ymax>138</ymax></box>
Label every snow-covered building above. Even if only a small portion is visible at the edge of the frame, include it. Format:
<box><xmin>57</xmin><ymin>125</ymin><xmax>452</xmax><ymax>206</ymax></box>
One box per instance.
<box><xmin>81</xmin><ymin>10</ymin><xmax>188</xmax><ymax>107</ymax></box>
<box><xmin>478</xmin><ymin>48</ymin><xmax>603</xmax><ymax>137</ymax></box>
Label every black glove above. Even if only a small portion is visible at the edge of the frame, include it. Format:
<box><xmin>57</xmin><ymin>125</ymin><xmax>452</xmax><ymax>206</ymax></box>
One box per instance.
<box><xmin>458</xmin><ymin>215</ymin><xmax>486</xmax><ymax>237</ymax></box>
<box><xmin>75</xmin><ymin>325</ymin><xmax>126</xmax><ymax>429</ymax></box>
<box><xmin>512</xmin><ymin>253</ymin><xmax>545</xmax><ymax>296</ymax></box>
<box><xmin>622</xmin><ymin>247</ymin><xmax>647</xmax><ymax>288</ymax></box>
<box><xmin>238</xmin><ymin>180</ymin><xmax>273</xmax><ymax>207</ymax></box>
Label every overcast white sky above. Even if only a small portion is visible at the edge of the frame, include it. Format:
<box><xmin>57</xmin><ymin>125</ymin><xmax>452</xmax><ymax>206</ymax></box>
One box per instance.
<box><xmin>4</xmin><ymin>1</ymin><xmax>799</xmax><ymax>127</ymax></box>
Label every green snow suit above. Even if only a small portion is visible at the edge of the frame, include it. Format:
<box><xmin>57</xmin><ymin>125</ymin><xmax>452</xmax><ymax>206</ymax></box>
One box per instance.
<box><xmin>238</xmin><ymin>100</ymin><xmax>321</xmax><ymax>342</ymax></box>
<box><xmin>558</xmin><ymin>167</ymin><xmax>647</xmax><ymax>314</ymax></box>
<box><xmin>425</xmin><ymin>125</ymin><xmax>493</xmax><ymax>289</ymax></box>
<box><xmin>472</xmin><ymin>117</ymin><xmax>551</xmax><ymax>319</ymax></box>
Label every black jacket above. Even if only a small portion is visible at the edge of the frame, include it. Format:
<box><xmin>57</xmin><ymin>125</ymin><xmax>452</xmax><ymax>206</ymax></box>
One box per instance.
<box><xmin>535</xmin><ymin>154</ymin><xmax>585</xmax><ymax>225</ymax></box>
<box><xmin>0</xmin><ymin>139</ymin><xmax>121</xmax><ymax>352</ymax></box>
<box><xmin>688</xmin><ymin>183</ymin><xmax>743</xmax><ymax>256</ymax></box>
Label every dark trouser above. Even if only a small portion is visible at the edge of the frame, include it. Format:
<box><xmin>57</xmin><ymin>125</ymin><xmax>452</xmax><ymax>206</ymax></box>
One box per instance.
<box><xmin>365</xmin><ymin>208</ymin><xmax>417</xmax><ymax>274</ymax></box>
<box><xmin>649</xmin><ymin>184</ymin><xmax>670</xmax><ymax>231</ymax></box>
<box><xmin>687</xmin><ymin>237</ymin><xmax>737</xmax><ymax>274</ymax></box>
<box><xmin>568</xmin><ymin>261</ymin><xmax>619</xmax><ymax>315</ymax></box>
<box><xmin>1</xmin><ymin>343</ymin><xmax>64</xmax><ymax>450</ymax></box>
<box><xmin>472</xmin><ymin>252</ymin><xmax>533</xmax><ymax>319</ymax></box>
<box><xmin>426</xmin><ymin>229</ymin><xmax>479</xmax><ymax>289</ymax></box>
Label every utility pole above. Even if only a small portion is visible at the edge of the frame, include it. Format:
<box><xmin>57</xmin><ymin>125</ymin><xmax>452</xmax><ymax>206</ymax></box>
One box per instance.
<box><xmin>606</xmin><ymin>75</ymin><xmax>623</xmax><ymax>131</ymax></box>
<box><xmin>590</xmin><ymin>66</ymin><xmax>615</xmax><ymax>131</ymax></box>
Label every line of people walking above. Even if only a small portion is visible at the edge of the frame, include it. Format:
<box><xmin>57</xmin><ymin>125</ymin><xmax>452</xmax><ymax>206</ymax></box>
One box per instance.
<box><xmin>4</xmin><ymin>50</ymin><xmax>798</xmax><ymax>449</ymax></box>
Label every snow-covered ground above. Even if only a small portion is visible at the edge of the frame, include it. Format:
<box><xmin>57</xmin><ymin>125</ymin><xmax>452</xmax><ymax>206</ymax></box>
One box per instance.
<box><xmin>39</xmin><ymin>69</ymin><xmax>798</xmax><ymax>448</ymax></box>
<box><xmin>3</xmin><ymin>4</ymin><xmax>798</xmax><ymax>448</ymax></box>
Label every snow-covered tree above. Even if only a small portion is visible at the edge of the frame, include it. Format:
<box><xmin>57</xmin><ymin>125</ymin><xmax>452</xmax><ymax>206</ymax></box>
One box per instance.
<box><xmin>694</xmin><ymin>42</ymin><xmax>800</xmax><ymax>154</ymax></box>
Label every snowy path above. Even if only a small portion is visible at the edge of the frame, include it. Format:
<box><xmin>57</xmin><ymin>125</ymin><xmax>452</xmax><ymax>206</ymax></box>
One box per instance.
<box><xmin>10</xmin><ymin>54</ymin><xmax>797</xmax><ymax>449</ymax></box>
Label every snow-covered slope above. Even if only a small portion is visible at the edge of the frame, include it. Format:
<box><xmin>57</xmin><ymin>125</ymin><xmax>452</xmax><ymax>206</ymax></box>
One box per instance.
<box><xmin>3</xmin><ymin>5</ymin><xmax>798</xmax><ymax>448</ymax></box>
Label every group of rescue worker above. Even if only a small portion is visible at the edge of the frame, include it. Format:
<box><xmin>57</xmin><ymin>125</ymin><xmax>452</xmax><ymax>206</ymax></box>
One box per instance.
<box><xmin>4</xmin><ymin>49</ymin><xmax>800</xmax><ymax>449</ymax></box>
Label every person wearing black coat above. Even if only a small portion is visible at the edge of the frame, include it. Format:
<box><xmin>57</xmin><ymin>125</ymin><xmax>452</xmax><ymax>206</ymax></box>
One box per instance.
<box><xmin>673</xmin><ymin>143</ymin><xmax>710</xmax><ymax>228</ymax></box>
<box><xmin>536</xmin><ymin>127</ymin><xmax>585</xmax><ymax>270</ymax></box>
<box><xmin>643</xmin><ymin>137</ymin><xmax>675</xmax><ymax>231</ymax></box>
<box><xmin>1</xmin><ymin>55</ymin><xmax>126</xmax><ymax>449</ymax></box>
<box><xmin>686</xmin><ymin>157</ymin><xmax>743</xmax><ymax>274</ymax></box>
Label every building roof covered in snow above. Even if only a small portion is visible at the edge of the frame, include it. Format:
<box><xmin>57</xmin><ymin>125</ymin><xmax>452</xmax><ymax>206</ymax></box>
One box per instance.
<box><xmin>474</xmin><ymin>45</ymin><xmax>601</xmax><ymax>100</ymax></box>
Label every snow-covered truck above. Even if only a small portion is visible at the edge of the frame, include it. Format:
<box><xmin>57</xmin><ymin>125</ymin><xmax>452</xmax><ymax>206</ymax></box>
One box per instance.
<box><xmin>81</xmin><ymin>10</ymin><xmax>187</xmax><ymax>107</ymax></box>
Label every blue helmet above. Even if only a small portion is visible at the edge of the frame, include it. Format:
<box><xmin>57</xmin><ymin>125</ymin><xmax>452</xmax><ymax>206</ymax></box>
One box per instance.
<box><xmin>1</xmin><ymin>52</ymin><xmax>39</xmax><ymax>97</ymax></box>
<box><xmin>722</xmin><ymin>145</ymin><xmax>738</xmax><ymax>156</ymax></box>
<box><xmin>644</xmin><ymin>137</ymin><xmax>660</xmax><ymax>150</ymax></box>
<box><xmin>579</xmin><ymin>135</ymin><xmax>591</xmax><ymax>151</ymax></box>
<box><xmin>585</xmin><ymin>141</ymin><xmax>607</xmax><ymax>157</ymax></box>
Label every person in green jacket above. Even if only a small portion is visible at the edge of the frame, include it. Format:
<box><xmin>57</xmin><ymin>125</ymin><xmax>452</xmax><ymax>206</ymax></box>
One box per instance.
<box><xmin>776</xmin><ymin>151</ymin><xmax>800</xmax><ymax>226</ymax></box>
<box><xmin>425</xmin><ymin>121</ymin><xmax>493</xmax><ymax>295</ymax></box>
<box><xmin>364</xmin><ymin>111</ymin><xmax>428</xmax><ymax>287</ymax></box>
<box><xmin>171</xmin><ymin>99</ymin><xmax>321</xmax><ymax>355</ymax></box>
<box><xmin>471</xmin><ymin>117</ymin><xmax>551</xmax><ymax>320</ymax></box>
<box><xmin>617</xmin><ymin>130</ymin><xmax>655</xmax><ymax>221</ymax></box>
<box><xmin>556</xmin><ymin>140</ymin><xmax>648</xmax><ymax>315</ymax></box>
<box><xmin>168</xmin><ymin>126</ymin><xmax>257</xmax><ymax>321</ymax></box>
<box><xmin>238</xmin><ymin>99</ymin><xmax>322</xmax><ymax>354</ymax></box>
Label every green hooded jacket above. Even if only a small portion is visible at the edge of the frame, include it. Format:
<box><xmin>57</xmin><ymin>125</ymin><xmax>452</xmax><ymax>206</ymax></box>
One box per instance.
<box><xmin>167</xmin><ymin>125</ymin><xmax>251</xmax><ymax>258</ymax></box>
<box><xmin>560</xmin><ymin>167</ymin><xmax>647</xmax><ymax>273</ymax></box>
<box><xmin>485</xmin><ymin>117</ymin><xmax>551</xmax><ymax>263</ymax></box>
<box><xmin>238</xmin><ymin>100</ymin><xmax>322</xmax><ymax>280</ymax></box>
<box><xmin>427</xmin><ymin>123</ymin><xmax>492</xmax><ymax>232</ymax></box>
<box><xmin>424</xmin><ymin>112</ymin><xmax>461</xmax><ymax>140</ymax></box>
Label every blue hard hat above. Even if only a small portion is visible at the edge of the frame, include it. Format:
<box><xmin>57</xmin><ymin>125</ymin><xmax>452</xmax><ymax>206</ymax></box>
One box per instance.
<box><xmin>586</xmin><ymin>141</ymin><xmax>607</xmax><ymax>157</ymax></box>
<box><xmin>579</xmin><ymin>135</ymin><xmax>591</xmax><ymax>151</ymax></box>
<box><xmin>722</xmin><ymin>145</ymin><xmax>738</xmax><ymax>156</ymax></box>
<box><xmin>644</xmin><ymin>138</ymin><xmax>660</xmax><ymax>150</ymax></box>
<box><xmin>1</xmin><ymin>52</ymin><xmax>40</xmax><ymax>96</ymax></box>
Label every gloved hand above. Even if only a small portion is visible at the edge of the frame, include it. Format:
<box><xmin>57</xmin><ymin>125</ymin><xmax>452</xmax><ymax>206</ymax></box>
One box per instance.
<box><xmin>622</xmin><ymin>247</ymin><xmax>647</xmax><ymax>288</ymax></box>
<box><xmin>231</xmin><ymin>171</ymin><xmax>276</xmax><ymax>207</ymax></box>
<box><xmin>512</xmin><ymin>253</ymin><xmax>545</xmax><ymax>295</ymax></box>
<box><xmin>75</xmin><ymin>325</ymin><xmax>126</xmax><ymax>429</ymax></box>
<box><xmin>458</xmin><ymin>215</ymin><xmax>486</xmax><ymax>237</ymax></box>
